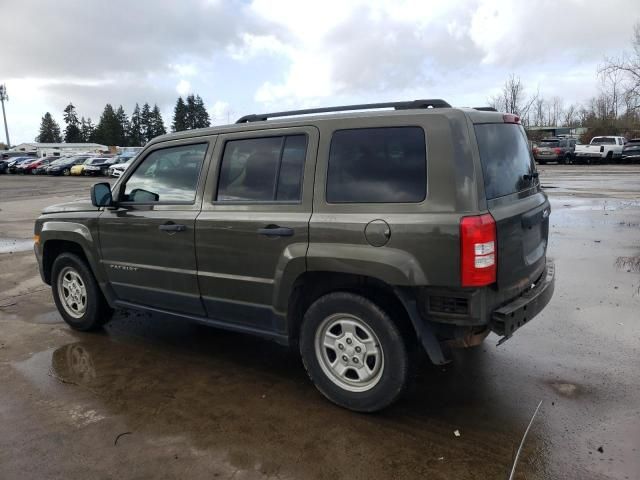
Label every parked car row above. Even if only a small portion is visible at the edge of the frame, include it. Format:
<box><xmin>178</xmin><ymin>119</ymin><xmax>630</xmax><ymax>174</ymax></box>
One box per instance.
<box><xmin>0</xmin><ymin>153</ymin><xmax>138</xmax><ymax>177</ymax></box>
<box><xmin>533</xmin><ymin>136</ymin><xmax>640</xmax><ymax>164</ymax></box>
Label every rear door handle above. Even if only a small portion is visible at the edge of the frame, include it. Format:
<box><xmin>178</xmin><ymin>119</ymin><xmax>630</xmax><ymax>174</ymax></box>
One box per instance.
<box><xmin>159</xmin><ymin>223</ymin><xmax>186</xmax><ymax>232</ymax></box>
<box><xmin>257</xmin><ymin>226</ymin><xmax>294</xmax><ymax>237</ymax></box>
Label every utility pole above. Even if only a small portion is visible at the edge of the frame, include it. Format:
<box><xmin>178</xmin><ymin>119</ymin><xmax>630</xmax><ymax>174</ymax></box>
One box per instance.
<box><xmin>0</xmin><ymin>84</ymin><xmax>10</xmax><ymax>148</ymax></box>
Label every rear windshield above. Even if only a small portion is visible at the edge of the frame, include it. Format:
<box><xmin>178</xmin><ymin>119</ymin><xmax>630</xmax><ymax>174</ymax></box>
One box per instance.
<box><xmin>591</xmin><ymin>137</ymin><xmax>616</xmax><ymax>144</ymax></box>
<box><xmin>540</xmin><ymin>140</ymin><xmax>560</xmax><ymax>147</ymax></box>
<box><xmin>474</xmin><ymin>123</ymin><xmax>536</xmax><ymax>200</ymax></box>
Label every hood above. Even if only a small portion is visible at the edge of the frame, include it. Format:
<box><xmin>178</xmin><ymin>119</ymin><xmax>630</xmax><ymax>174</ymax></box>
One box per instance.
<box><xmin>42</xmin><ymin>200</ymin><xmax>99</xmax><ymax>214</ymax></box>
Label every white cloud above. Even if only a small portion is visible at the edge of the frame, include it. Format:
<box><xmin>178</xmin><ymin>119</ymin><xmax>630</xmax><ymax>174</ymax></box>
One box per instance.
<box><xmin>176</xmin><ymin>79</ymin><xmax>192</xmax><ymax>96</ymax></box>
<box><xmin>4</xmin><ymin>0</ymin><xmax>640</xmax><ymax>143</ymax></box>
<box><xmin>246</xmin><ymin>0</ymin><xmax>640</xmax><ymax>106</ymax></box>
<box><xmin>169</xmin><ymin>63</ymin><xmax>198</xmax><ymax>77</ymax></box>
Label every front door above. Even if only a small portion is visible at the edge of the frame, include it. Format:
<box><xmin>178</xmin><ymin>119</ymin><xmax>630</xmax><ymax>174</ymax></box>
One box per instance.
<box><xmin>99</xmin><ymin>139</ymin><xmax>214</xmax><ymax>316</ymax></box>
<box><xmin>196</xmin><ymin>127</ymin><xmax>318</xmax><ymax>335</ymax></box>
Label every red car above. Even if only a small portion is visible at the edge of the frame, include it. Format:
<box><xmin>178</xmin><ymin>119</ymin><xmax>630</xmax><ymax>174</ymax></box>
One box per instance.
<box><xmin>18</xmin><ymin>158</ymin><xmax>54</xmax><ymax>174</ymax></box>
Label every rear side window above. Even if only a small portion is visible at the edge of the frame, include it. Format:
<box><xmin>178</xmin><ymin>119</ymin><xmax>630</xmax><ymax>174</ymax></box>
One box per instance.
<box><xmin>474</xmin><ymin>123</ymin><xmax>535</xmax><ymax>200</ymax></box>
<box><xmin>327</xmin><ymin>127</ymin><xmax>426</xmax><ymax>203</ymax></box>
<box><xmin>217</xmin><ymin>135</ymin><xmax>307</xmax><ymax>202</ymax></box>
<box><xmin>591</xmin><ymin>137</ymin><xmax>616</xmax><ymax>144</ymax></box>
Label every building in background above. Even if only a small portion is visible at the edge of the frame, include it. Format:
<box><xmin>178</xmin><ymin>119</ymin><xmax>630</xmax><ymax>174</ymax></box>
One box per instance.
<box><xmin>9</xmin><ymin>142</ymin><xmax>108</xmax><ymax>157</ymax></box>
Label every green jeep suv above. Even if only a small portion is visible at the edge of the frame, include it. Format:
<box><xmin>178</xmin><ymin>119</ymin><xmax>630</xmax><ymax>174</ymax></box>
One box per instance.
<box><xmin>34</xmin><ymin>100</ymin><xmax>555</xmax><ymax>412</ymax></box>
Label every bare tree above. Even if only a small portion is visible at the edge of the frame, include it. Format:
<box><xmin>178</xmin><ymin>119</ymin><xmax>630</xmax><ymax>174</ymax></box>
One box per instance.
<box><xmin>562</xmin><ymin>103</ymin><xmax>578</xmax><ymax>126</ymax></box>
<box><xmin>600</xmin><ymin>22</ymin><xmax>640</xmax><ymax>113</ymax></box>
<box><xmin>545</xmin><ymin>96</ymin><xmax>564</xmax><ymax>126</ymax></box>
<box><xmin>487</xmin><ymin>74</ymin><xmax>539</xmax><ymax>125</ymax></box>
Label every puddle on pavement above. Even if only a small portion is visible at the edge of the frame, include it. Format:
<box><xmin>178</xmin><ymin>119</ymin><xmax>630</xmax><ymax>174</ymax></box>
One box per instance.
<box><xmin>35</xmin><ymin>328</ymin><xmax>550</xmax><ymax>480</ymax></box>
<box><xmin>0</xmin><ymin>238</ymin><xmax>34</xmax><ymax>254</ymax></box>
<box><xmin>32</xmin><ymin>311</ymin><xmax>63</xmax><ymax>324</ymax></box>
<box><xmin>548</xmin><ymin>381</ymin><xmax>581</xmax><ymax>397</ymax></box>
<box><xmin>615</xmin><ymin>256</ymin><xmax>640</xmax><ymax>273</ymax></box>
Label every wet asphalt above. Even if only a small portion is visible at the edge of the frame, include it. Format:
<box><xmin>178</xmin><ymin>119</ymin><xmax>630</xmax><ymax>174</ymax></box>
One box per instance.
<box><xmin>0</xmin><ymin>168</ymin><xmax>639</xmax><ymax>480</ymax></box>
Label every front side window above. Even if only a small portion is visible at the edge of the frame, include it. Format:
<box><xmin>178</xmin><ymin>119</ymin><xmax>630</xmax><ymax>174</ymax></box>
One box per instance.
<box><xmin>122</xmin><ymin>143</ymin><xmax>207</xmax><ymax>203</ymax></box>
<box><xmin>217</xmin><ymin>135</ymin><xmax>307</xmax><ymax>202</ymax></box>
<box><xmin>327</xmin><ymin>127</ymin><xmax>427</xmax><ymax>203</ymax></box>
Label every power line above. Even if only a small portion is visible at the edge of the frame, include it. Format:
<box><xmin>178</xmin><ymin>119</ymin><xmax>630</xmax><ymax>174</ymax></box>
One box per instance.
<box><xmin>0</xmin><ymin>84</ymin><xmax>10</xmax><ymax>148</ymax></box>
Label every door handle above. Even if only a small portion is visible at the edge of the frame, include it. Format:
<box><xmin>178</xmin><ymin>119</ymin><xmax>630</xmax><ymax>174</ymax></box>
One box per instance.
<box><xmin>159</xmin><ymin>223</ymin><xmax>186</xmax><ymax>232</ymax></box>
<box><xmin>257</xmin><ymin>226</ymin><xmax>294</xmax><ymax>237</ymax></box>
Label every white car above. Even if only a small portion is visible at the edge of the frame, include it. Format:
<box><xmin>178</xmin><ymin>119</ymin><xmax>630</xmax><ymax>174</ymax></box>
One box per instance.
<box><xmin>108</xmin><ymin>157</ymin><xmax>135</xmax><ymax>177</ymax></box>
<box><xmin>574</xmin><ymin>136</ymin><xmax>626</xmax><ymax>163</ymax></box>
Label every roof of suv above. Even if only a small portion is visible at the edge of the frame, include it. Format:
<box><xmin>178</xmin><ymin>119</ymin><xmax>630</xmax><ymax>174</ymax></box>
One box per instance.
<box><xmin>152</xmin><ymin>100</ymin><xmax>507</xmax><ymax>144</ymax></box>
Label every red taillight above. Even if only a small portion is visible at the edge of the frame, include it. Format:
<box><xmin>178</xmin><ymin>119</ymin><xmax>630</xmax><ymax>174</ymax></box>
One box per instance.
<box><xmin>554</xmin><ymin>147</ymin><xmax>562</xmax><ymax>154</ymax></box>
<box><xmin>532</xmin><ymin>147</ymin><xmax>538</xmax><ymax>154</ymax></box>
<box><xmin>503</xmin><ymin>114</ymin><xmax>520</xmax><ymax>124</ymax></box>
<box><xmin>460</xmin><ymin>214</ymin><xmax>497</xmax><ymax>287</ymax></box>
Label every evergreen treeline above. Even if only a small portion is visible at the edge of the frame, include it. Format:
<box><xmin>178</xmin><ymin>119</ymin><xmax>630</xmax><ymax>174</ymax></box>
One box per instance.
<box><xmin>36</xmin><ymin>94</ymin><xmax>213</xmax><ymax>146</ymax></box>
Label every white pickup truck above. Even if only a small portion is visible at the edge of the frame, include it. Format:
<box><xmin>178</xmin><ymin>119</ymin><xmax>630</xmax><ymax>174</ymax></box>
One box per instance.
<box><xmin>574</xmin><ymin>136</ymin><xmax>626</xmax><ymax>163</ymax></box>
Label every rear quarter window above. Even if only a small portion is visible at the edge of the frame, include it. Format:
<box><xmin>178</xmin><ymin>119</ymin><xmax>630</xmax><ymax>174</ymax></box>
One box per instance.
<box><xmin>326</xmin><ymin>127</ymin><xmax>426</xmax><ymax>203</ymax></box>
<box><xmin>474</xmin><ymin>123</ymin><xmax>536</xmax><ymax>200</ymax></box>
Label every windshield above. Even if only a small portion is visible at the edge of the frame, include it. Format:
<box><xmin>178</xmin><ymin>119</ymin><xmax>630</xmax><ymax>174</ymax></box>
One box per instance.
<box><xmin>474</xmin><ymin>123</ymin><xmax>536</xmax><ymax>200</ymax></box>
<box><xmin>591</xmin><ymin>137</ymin><xmax>616</xmax><ymax>145</ymax></box>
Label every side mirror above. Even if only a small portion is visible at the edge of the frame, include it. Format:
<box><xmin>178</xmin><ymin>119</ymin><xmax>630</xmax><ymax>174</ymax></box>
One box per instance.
<box><xmin>90</xmin><ymin>182</ymin><xmax>113</xmax><ymax>207</ymax></box>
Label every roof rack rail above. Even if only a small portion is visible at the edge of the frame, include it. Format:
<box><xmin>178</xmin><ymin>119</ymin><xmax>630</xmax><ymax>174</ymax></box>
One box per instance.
<box><xmin>473</xmin><ymin>107</ymin><xmax>498</xmax><ymax>112</ymax></box>
<box><xmin>235</xmin><ymin>99</ymin><xmax>451</xmax><ymax>123</ymax></box>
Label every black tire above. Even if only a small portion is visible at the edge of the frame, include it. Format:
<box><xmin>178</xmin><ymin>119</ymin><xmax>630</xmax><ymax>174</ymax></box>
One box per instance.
<box><xmin>51</xmin><ymin>252</ymin><xmax>113</xmax><ymax>331</ymax></box>
<box><xmin>563</xmin><ymin>154</ymin><xmax>573</xmax><ymax>165</ymax></box>
<box><xmin>63</xmin><ymin>168</ymin><xmax>70</xmax><ymax>176</ymax></box>
<box><xmin>299</xmin><ymin>292</ymin><xmax>409</xmax><ymax>412</ymax></box>
<box><xmin>605</xmin><ymin>151</ymin><xmax>613</xmax><ymax>164</ymax></box>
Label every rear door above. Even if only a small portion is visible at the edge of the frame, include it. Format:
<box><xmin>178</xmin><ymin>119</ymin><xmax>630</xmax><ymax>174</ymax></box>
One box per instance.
<box><xmin>98</xmin><ymin>139</ymin><xmax>214</xmax><ymax>315</ymax></box>
<box><xmin>196</xmin><ymin>127</ymin><xmax>317</xmax><ymax>334</ymax></box>
<box><xmin>474</xmin><ymin>122</ymin><xmax>549</xmax><ymax>295</ymax></box>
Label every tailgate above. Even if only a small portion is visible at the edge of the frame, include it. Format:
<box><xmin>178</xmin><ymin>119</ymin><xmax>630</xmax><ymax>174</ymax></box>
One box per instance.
<box><xmin>489</xmin><ymin>193</ymin><xmax>549</xmax><ymax>290</ymax></box>
<box><xmin>474</xmin><ymin>122</ymin><xmax>549</xmax><ymax>293</ymax></box>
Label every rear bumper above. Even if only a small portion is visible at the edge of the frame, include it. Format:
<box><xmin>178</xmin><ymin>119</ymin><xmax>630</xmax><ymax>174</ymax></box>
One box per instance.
<box><xmin>490</xmin><ymin>259</ymin><xmax>555</xmax><ymax>343</ymax></box>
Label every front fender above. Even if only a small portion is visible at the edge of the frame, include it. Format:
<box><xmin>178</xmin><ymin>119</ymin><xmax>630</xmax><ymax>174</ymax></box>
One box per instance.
<box><xmin>39</xmin><ymin>221</ymin><xmax>105</xmax><ymax>285</ymax></box>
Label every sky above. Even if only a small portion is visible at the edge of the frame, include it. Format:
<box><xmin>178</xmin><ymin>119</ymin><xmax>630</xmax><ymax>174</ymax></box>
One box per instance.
<box><xmin>2</xmin><ymin>0</ymin><xmax>640</xmax><ymax>145</ymax></box>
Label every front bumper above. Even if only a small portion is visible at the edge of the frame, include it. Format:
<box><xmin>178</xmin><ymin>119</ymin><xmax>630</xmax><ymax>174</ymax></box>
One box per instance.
<box><xmin>490</xmin><ymin>259</ymin><xmax>555</xmax><ymax>343</ymax></box>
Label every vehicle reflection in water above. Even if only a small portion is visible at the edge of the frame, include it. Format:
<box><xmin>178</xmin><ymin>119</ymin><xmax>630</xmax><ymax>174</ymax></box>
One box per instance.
<box><xmin>51</xmin><ymin>343</ymin><xmax>97</xmax><ymax>386</ymax></box>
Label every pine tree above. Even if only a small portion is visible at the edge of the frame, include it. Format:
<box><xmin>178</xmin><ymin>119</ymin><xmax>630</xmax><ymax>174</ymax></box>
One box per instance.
<box><xmin>80</xmin><ymin>117</ymin><xmax>95</xmax><ymax>142</ymax></box>
<box><xmin>36</xmin><ymin>112</ymin><xmax>62</xmax><ymax>143</ymax></box>
<box><xmin>149</xmin><ymin>104</ymin><xmax>167</xmax><ymax>139</ymax></box>
<box><xmin>185</xmin><ymin>94</ymin><xmax>197</xmax><ymax>129</ymax></box>
<box><xmin>140</xmin><ymin>103</ymin><xmax>152</xmax><ymax>143</ymax></box>
<box><xmin>115</xmin><ymin>105</ymin><xmax>130</xmax><ymax>146</ymax></box>
<box><xmin>93</xmin><ymin>104</ymin><xmax>121</xmax><ymax>146</ymax></box>
<box><xmin>193</xmin><ymin>95</ymin><xmax>211</xmax><ymax>128</ymax></box>
<box><xmin>63</xmin><ymin>103</ymin><xmax>82</xmax><ymax>143</ymax></box>
<box><xmin>172</xmin><ymin>97</ymin><xmax>188</xmax><ymax>132</ymax></box>
<box><xmin>182</xmin><ymin>94</ymin><xmax>211</xmax><ymax>129</ymax></box>
<box><xmin>129</xmin><ymin>103</ymin><xmax>144</xmax><ymax>146</ymax></box>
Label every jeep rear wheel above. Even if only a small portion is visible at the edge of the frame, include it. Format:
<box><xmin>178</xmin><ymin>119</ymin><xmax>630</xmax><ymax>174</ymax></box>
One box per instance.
<box><xmin>51</xmin><ymin>253</ymin><xmax>113</xmax><ymax>331</ymax></box>
<box><xmin>299</xmin><ymin>292</ymin><xmax>409</xmax><ymax>412</ymax></box>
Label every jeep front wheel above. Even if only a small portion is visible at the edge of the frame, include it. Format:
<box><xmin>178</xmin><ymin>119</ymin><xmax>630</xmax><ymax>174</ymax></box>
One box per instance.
<box><xmin>299</xmin><ymin>292</ymin><xmax>409</xmax><ymax>412</ymax></box>
<box><xmin>51</xmin><ymin>253</ymin><xmax>113</xmax><ymax>331</ymax></box>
